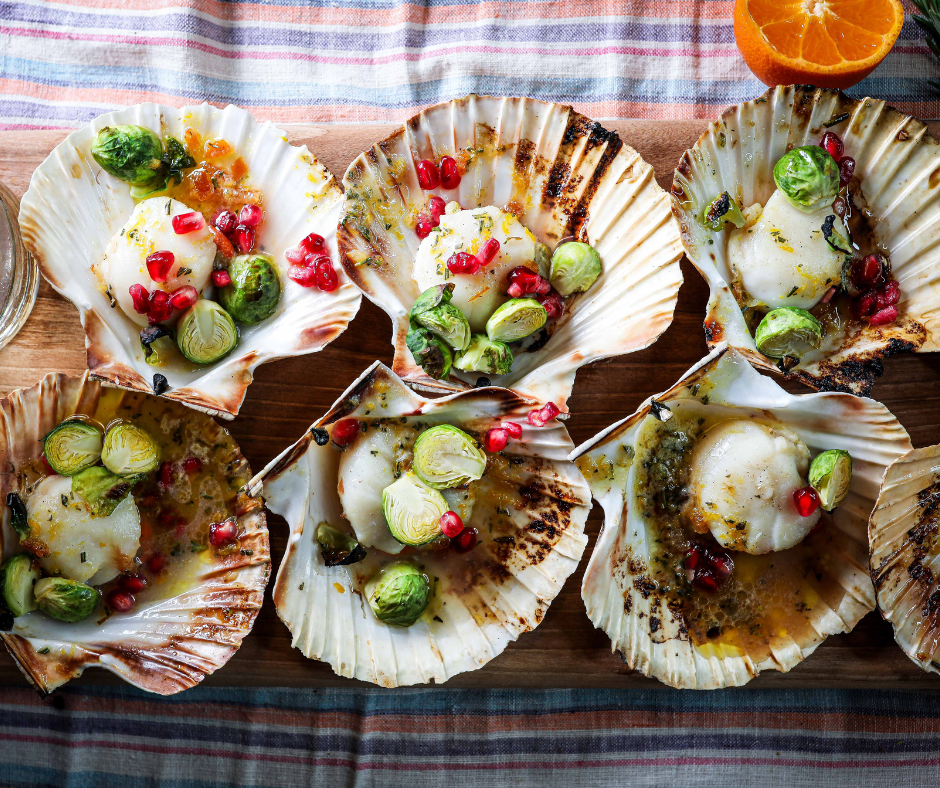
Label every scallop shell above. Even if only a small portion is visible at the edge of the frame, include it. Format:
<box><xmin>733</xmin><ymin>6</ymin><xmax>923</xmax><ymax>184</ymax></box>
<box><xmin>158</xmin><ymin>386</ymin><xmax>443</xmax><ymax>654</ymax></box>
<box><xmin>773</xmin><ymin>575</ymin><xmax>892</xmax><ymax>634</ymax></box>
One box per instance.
<box><xmin>0</xmin><ymin>373</ymin><xmax>269</xmax><ymax>695</ymax></box>
<box><xmin>248</xmin><ymin>361</ymin><xmax>590</xmax><ymax>687</ymax></box>
<box><xmin>574</xmin><ymin>344</ymin><xmax>911</xmax><ymax>689</ymax></box>
<box><xmin>672</xmin><ymin>84</ymin><xmax>938</xmax><ymax>396</ymax></box>
<box><xmin>19</xmin><ymin>103</ymin><xmax>360</xmax><ymax>419</ymax></box>
<box><xmin>337</xmin><ymin>95</ymin><xmax>683</xmax><ymax>409</ymax></box>
<box><xmin>870</xmin><ymin>445</ymin><xmax>940</xmax><ymax>674</ymax></box>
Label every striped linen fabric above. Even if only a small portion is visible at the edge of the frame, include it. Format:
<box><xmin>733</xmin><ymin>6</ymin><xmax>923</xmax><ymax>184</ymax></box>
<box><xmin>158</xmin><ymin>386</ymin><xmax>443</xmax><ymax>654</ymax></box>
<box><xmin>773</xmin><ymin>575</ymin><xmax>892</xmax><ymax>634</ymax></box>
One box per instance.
<box><xmin>0</xmin><ymin>0</ymin><xmax>939</xmax><ymax>130</ymax></box>
<box><xmin>3</xmin><ymin>685</ymin><xmax>940</xmax><ymax>787</ymax></box>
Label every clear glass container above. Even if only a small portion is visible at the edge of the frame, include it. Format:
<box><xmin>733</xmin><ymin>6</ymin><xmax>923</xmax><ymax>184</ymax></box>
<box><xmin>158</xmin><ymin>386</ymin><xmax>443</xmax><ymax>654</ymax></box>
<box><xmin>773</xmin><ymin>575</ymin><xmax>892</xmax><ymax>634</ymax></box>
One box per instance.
<box><xmin>0</xmin><ymin>182</ymin><xmax>39</xmax><ymax>351</ymax></box>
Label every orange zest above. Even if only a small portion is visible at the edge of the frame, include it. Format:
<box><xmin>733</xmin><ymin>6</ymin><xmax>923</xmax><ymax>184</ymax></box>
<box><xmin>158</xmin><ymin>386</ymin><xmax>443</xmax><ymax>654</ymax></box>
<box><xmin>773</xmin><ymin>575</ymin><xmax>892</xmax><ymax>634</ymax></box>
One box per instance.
<box><xmin>734</xmin><ymin>0</ymin><xmax>904</xmax><ymax>89</ymax></box>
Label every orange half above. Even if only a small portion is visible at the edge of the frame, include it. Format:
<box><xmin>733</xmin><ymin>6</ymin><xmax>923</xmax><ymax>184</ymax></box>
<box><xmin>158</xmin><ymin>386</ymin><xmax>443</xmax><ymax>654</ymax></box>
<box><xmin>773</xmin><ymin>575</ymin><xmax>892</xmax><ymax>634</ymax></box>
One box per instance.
<box><xmin>734</xmin><ymin>0</ymin><xmax>904</xmax><ymax>89</ymax></box>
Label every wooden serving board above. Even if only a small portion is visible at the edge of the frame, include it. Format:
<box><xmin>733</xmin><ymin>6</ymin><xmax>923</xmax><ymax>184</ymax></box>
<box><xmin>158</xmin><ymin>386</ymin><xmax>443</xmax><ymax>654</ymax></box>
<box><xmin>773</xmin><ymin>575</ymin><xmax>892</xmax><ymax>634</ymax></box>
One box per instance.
<box><xmin>1</xmin><ymin>121</ymin><xmax>940</xmax><ymax>690</ymax></box>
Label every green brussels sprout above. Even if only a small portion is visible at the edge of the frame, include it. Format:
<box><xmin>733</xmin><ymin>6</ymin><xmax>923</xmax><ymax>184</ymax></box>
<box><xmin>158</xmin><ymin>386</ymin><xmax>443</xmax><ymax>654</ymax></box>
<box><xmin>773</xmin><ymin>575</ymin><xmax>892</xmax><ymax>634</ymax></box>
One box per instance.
<box><xmin>364</xmin><ymin>561</ymin><xmax>430</xmax><ymax>627</ymax></box>
<box><xmin>219</xmin><ymin>254</ymin><xmax>282</xmax><ymax>325</ymax></box>
<box><xmin>1</xmin><ymin>553</ymin><xmax>40</xmax><ymax>618</ymax></box>
<box><xmin>549</xmin><ymin>241</ymin><xmax>602</xmax><ymax>297</ymax></box>
<box><xmin>809</xmin><ymin>449</ymin><xmax>852</xmax><ymax>512</ymax></box>
<box><xmin>485</xmin><ymin>298</ymin><xmax>547</xmax><ymax>343</ymax></box>
<box><xmin>91</xmin><ymin>125</ymin><xmax>165</xmax><ymax>186</ymax></box>
<box><xmin>535</xmin><ymin>242</ymin><xmax>552</xmax><ymax>278</ymax></box>
<box><xmin>71</xmin><ymin>467</ymin><xmax>141</xmax><ymax>517</ymax></box>
<box><xmin>701</xmin><ymin>192</ymin><xmax>746</xmax><ymax>231</ymax></box>
<box><xmin>754</xmin><ymin>307</ymin><xmax>822</xmax><ymax>360</ymax></box>
<box><xmin>453</xmin><ymin>334</ymin><xmax>513</xmax><ymax>376</ymax></box>
<box><xmin>101</xmin><ymin>423</ymin><xmax>159</xmax><ymax>476</ymax></box>
<box><xmin>142</xmin><ymin>332</ymin><xmax>178</xmax><ymax>367</ymax></box>
<box><xmin>316</xmin><ymin>523</ymin><xmax>366</xmax><ymax>567</ymax></box>
<box><xmin>176</xmin><ymin>299</ymin><xmax>238</xmax><ymax>365</ymax></box>
<box><xmin>406</xmin><ymin>326</ymin><xmax>454</xmax><ymax>380</ymax></box>
<box><xmin>382</xmin><ymin>472</ymin><xmax>449</xmax><ymax>546</ymax></box>
<box><xmin>41</xmin><ymin>418</ymin><xmax>102</xmax><ymax>476</ymax></box>
<box><xmin>773</xmin><ymin>146</ymin><xmax>839</xmax><ymax>213</ymax></box>
<box><xmin>409</xmin><ymin>284</ymin><xmax>471</xmax><ymax>352</ymax></box>
<box><xmin>34</xmin><ymin>577</ymin><xmax>99</xmax><ymax>623</ymax></box>
<box><xmin>412</xmin><ymin>425</ymin><xmax>486</xmax><ymax>489</ymax></box>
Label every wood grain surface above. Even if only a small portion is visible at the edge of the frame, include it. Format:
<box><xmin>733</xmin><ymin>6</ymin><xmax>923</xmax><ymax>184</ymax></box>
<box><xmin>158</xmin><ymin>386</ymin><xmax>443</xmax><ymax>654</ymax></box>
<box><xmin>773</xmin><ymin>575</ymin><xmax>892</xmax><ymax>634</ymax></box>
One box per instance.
<box><xmin>1</xmin><ymin>120</ymin><xmax>940</xmax><ymax>690</ymax></box>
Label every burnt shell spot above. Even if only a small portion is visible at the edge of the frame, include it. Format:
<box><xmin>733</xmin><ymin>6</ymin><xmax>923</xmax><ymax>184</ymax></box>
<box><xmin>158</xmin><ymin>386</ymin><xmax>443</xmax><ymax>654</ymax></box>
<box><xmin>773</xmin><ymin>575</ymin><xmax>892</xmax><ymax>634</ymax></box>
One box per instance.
<box><xmin>703</xmin><ymin>319</ymin><xmax>724</xmax><ymax>343</ymax></box>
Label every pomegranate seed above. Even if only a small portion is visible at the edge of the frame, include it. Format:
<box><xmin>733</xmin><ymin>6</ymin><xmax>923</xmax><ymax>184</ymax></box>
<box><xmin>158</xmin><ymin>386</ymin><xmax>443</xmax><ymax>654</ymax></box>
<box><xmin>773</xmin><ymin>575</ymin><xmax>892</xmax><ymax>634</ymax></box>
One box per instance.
<box><xmin>106</xmin><ymin>589</ymin><xmax>135</xmax><ymax>613</ymax></box>
<box><xmin>878</xmin><ymin>280</ymin><xmax>901</xmax><ymax>308</ymax></box>
<box><xmin>315</xmin><ymin>260</ymin><xmax>339</xmax><ymax>292</ymax></box>
<box><xmin>691</xmin><ymin>570</ymin><xmax>720</xmax><ymax>593</ymax></box>
<box><xmin>839</xmin><ymin>156</ymin><xmax>856</xmax><ymax>185</ymax></box>
<box><xmin>500</xmin><ymin>421</ymin><xmax>523</xmax><ymax>439</ymax></box>
<box><xmin>332</xmin><ymin>418</ymin><xmax>360</xmax><ymax>446</ymax></box>
<box><xmin>213</xmin><ymin>209</ymin><xmax>237</xmax><ymax>235</ymax></box>
<box><xmin>821</xmin><ymin>286</ymin><xmax>837</xmax><ymax>304</ymax></box>
<box><xmin>169</xmin><ymin>285</ymin><xmax>198</xmax><ymax>310</ymax></box>
<box><xmin>793</xmin><ymin>486</ymin><xmax>820</xmax><ymax>517</ymax></box>
<box><xmin>301</xmin><ymin>233</ymin><xmax>326</xmax><ymax>254</ymax></box>
<box><xmin>538</xmin><ymin>290</ymin><xmax>564</xmax><ymax>319</ymax></box>
<box><xmin>439</xmin><ymin>156</ymin><xmax>461</xmax><ymax>190</ymax></box>
<box><xmin>452</xmin><ymin>527</ymin><xmax>478</xmax><ymax>553</ymax></box>
<box><xmin>712</xmin><ymin>553</ymin><xmax>734</xmax><ymax>579</ymax></box>
<box><xmin>416</xmin><ymin>159</ymin><xmax>440</xmax><ymax>190</ymax></box>
<box><xmin>171</xmin><ymin>211</ymin><xmax>205</xmax><ymax>235</ymax></box>
<box><xmin>857</xmin><ymin>254</ymin><xmax>885</xmax><ymax>288</ymax></box>
<box><xmin>232</xmin><ymin>224</ymin><xmax>255</xmax><ymax>254</ymax></box>
<box><xmin>209</xmin><ymin>518</ymin><xmax>239</xmax><ymax>547</ymax></box>
<box><xmin>477</xmin><ymin>238</ymin><xmax>500</xmax><ymax>267</ymax></box>
<box><xmin>288</xmin><ymin>265</ymin><xmax>318</xmax><ymax>287</ymax></box>
<box><xmin>685</xmin><ymin>543</ymin><xmax>734</xmax><ymax>592</ymax></box>
<box><xmin>303</xmin><ymin>252</ymin><xmax>330</xmax><ymax>269</ymax></box>
<box><xmin>484</xmin><ymin>427</ymin><xmax>509</xmax><ymax>453</ymax></box>
<box><xmin>507</xmin><ymin>282</ymin><xmax>524</xmax><ymax>298</ymax></box>
<box><xmin>211</xmin><ymin>269</ymin><xmax>232</xmax><ymax>288</ymax></box>
<box><xmin>415</xmin><ymin>217</ymin><xmax>435</xmax><ymax>240</ymax></box>
<box><xmin>508</xmin><ymin>266</ymin><xmax>548</xmax><ymax>295</ymax></box>
<box><xmin>129</xmin><ymin>284</ymin><xmax>150</xmax><ymax>314</ymax></box>
<box><xmin>447</xmin><ymin>252</ymin><xmax>481</xmax><ymax>275</ymax></box>
<box><xmin>527</xmin><ymin>402</ymin><xmax>560</xmax><ymax>427</ymax></box>
<box><xmin>147</xmin><ymin>290</ymin><xmax>173</xmax><ymax>324</ymax></box>
<box><xmin>852</xmin><ymin>291</ymin><xmax>877</xmax><ymax>319</ymax></box>
<box><xmin>146</xmin><ymin>553</ymin><xmax>165</xmax><ymax>574</ymax></box>
<box><xmin>159</xmin><ymin>461</ymin><xmax>175</xmax><ymax>487</ymax></box>
<box><xmin>238</xmin><ymin>204</ymin><xmax>263</xmax><ymax>227</ymax></box>
<box><xmin>120</xmin><ymin>574</ymin><xmax>147</xmax><ymax>594</ymax></box>
<box><xmin>285</xmin><ymin>247</ymin><xmax>306</xmax><ymax>266</ymax></box>
<box><xmin>685</xmin><ymin>545</ymin><xmax>702</xmax><ymax>572</ymax></box>
<box><xmin>869</xmin><ymin>305</ymin><xmax>898</xmax><ymax>326</ymax></box>
<box><xmin>440</xmin><ymin>511</ymin><xmax>464</xmax><ymax>539</ymax></box>
<box><xmin>182</xmin><ymin>457</ymin><xmax>202</xmax><ymax>475</ymax></box>
<box><xmin>820</xmin><ymin>131</ymin><xmax>844</xmax><ymax>161</ymax></box>
<box><xmin>145</xmin><ymin>251</ymin><xmax>175</xmax><ymax>283</ymax></box>
<box><xmin>427</xmin><ymin>196</ymin><xmax>447</xmax><ymax>223</ymax></box>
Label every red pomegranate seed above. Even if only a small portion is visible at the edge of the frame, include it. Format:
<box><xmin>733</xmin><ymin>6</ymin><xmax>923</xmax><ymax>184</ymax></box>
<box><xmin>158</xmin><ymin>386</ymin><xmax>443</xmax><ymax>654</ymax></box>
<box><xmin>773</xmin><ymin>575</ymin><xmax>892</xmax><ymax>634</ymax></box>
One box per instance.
<box><xmin>169</xmin><ymin>285</ymin><xmax>198</xmax><ymax>310</ymax></box>
<box><xmin>213</xmin><ymin>209</ymin><xmax>237</xmax><ymax>235</ymax></box>
<box><xmin>692</xmin><ymin>569</ymin><xmax>720</xmax><ymax>593</ymax></box>
<box><xmin>232</xmin><ymin>224</ymin><xmax>255</xmax><ymax>254</ymax></box>
<box><xmin>820</xmin><ymin>131</ymin><xmax>844</xmax><ymax>161</ymax></box>
<box><xmin>507</xmin><ymin>282</ymin><xmax>524</xmax><ymax>298</ymax></box>
<box><xmin>484</xmin><ymin>427</ymin><xmax>509</xmax><ymax>452</ymax></box>
<box><xmin>106</xmin><ymin>589</ymin><xmax>135</xmax><ymax>613</ymax></box>
<box><xmin>869</xmin><ymin>305</ymin><xmax>898</xmax><ymax>326</ymax></box>
<box><xmin>500</xmin><ymin>421</ymin><xmax>523</xmax><ymax>439</ymax></box>
<box><xmin>859</xmin><ymin>254</ymin><xmax>885</xmax><ymax>288</ymax></box>
<box><xmin>427</xmin><ymin>196</ymin><xmax>446</xmax><ymax>223</ymax></box>
<box><xmin>793</xmin><ymin>486</ymin><xmax>820</xmax><ymax>517</ymax></box>
<box><xmin>285</xmin><ymin>247</ymin><xmax>306</xmax><ymax>266</ymax></box>
<box><xmin>685</xmin><ymin>545</ymin><xmax>702</xmax><ymax>572</ymax></box>
<box><xmin>209</xmin><ymin>518</ymin><xmax>239</xmax><ymax>547</ymax></box>
<box><xmin>416</xmin><ymin>159</ymin><xmax>440</xmax><ymax>190</ymax></box>
<box><xmin>447</xmin><ymin>252</ymin><xmax>481</xmax><ymax>275</ymax></box>
<box><xmin>685</xmin><ymin>543</ymin><xmax>734</xmax><ymax>591</ymax></box>
<box><xmin>332</xmin><ymin>418</ymin><xmax>360</xmax><ymax>447</ymax></box>
<box><xmin>147</xmin><ymin>290</ymin><xmax>173</xmax><ymax>324</ymax></box>
<box><xmin>211</xmin><ymin>269</ymin><xmax>232</xmax><ymax>288</ymax></box>
<box><xmin>182</xmin><ymin>457</ymin><xmax>202</xmax><ymax>475</ymax></box>
<box><xmin>452</xmin><ymin>527</ymin><xmax>478</xmax><ymax>553</ymax></box>
<box><xmin>878</xmin><ymin>280</ymin><xmax>901</xmax><ymax>308</ymax></box>
<box><xmin>303</xmin><ymin>252</ymin><xmax>330</xmax><ymax>269</ymax></box>
<box><xmin>146</xmin><ymin>553</ymin><xmax>166</xmax><ymax>574</ymax></box>
<box><xmin>527</xmin><ymin>402</ymin><xmax>560</xmax><ymax>427</ymax></box>
<box><xmin>120</xmin><ymin>574</ymin><xmax>147</xmax><ymax>594</ymax></box>
<box><xmin>145</xmin><ymin>251</ymin><xmax>175</xmax><ymax>283</ymax></box>
<box><xmin>415</xmin><ymin>217</ymin><xmax>434</xmax><ymax>240</ymax></box>
<box><xmin>712</xmin><ymin>553</ymin><xmax>734</xmax><ymax>579</ymax></box>
<box><xmin>538</xmin><ymin>290</ymin><xmax>564</xmax><ymax>319</ymax></box>
<box><xmin>440</xmin><ymin>511</ymin><xmax>464</xmax><ymax>539</ymax></box>
<box><xmin>238</xmin><ymin>204</ymin><xmax>263</xmax><ymax>227</ymax></box>
<box><xmin>301</xmin><ymin>233</ymin><xmax>326</xmax><ymax>254</ymax></box>
<box><xmin>852</xmin><ymin>291</ymin><xmax>877</xmax><ymax>319</ymax></box>
<box><xmin>508</xmin><ymin>266</ymin><xmax>548</xmax><ymax>295</ymax></box>
<box><xmin>288</xmin><ymin>264</ymin><xmax>318</xmax><ymax>287</ymax></box>
<box><xmin>129</xmin><ymin>284</ymin><xmax>150</xmax><ymax>314</ymax></box>
<box><xmin>477</xmin><ymin>238</ymin><xmax>500</xmax><ymax>267</ymax></box>
<box><xmin>159</xmin><ymin>461</ymin><xmax>175</xmax><ymax>487</ymax></box>
<box><xmin>172</xmin><ymin>211</ymin><xmax>205</xmax><ymax>235</ymax></box>
<box><xmin>315</xmin><ymin>260</ymin><xmax>339</xmax><ymax>292</ymax></box>
<box><xmin>839</xmin><ymin>156</ymin><xmax>856</xmax><ymax>185</ymax></box>
<box><xmin>439</xmin><ymin>156</ymin><xmax>461</xmax><ymax>190</ymax></box>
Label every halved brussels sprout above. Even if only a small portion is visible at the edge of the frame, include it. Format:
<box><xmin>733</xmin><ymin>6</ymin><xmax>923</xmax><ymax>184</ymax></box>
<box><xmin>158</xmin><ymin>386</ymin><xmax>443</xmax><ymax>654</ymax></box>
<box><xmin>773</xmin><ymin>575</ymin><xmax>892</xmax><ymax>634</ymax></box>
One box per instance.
<box><xmin>91</xmin><ymin>125</ymin><xmax>165</xmax><ymax>186</ymax></box>
<box><xmin>412</xmin><ymin>425</ymin><xmax>486</xmax><ymax>489</ymax></box>
<box><xmin>102</xmin><ymin>423</ymin><xmax>159</xmax><ymax>476</ymax></box>
<box><xmin>772</xmin><ymin>146</ymin><xmax>839</xmax><ymax>213</ymax></box>
<box><xmin>410</xmin><ymin>284</ymin><xmax>471</xmax><ymax>352</ymax></box>
<box><xmin>34</xmin><ymin>577</ymin><xmax>99</xmax><ymax>623</ymax></box>
<box><xmin>219</xmin><ymin>254</ymin><xmax>281</xmax><ymax>325</ymax></box>
<box><xmin>72</xmin><ymin>467</ymin><xmax>141</xmax><ymax>517</ymax></box>
<box><xmin>453</xmin><ymin>334</ymin><xmax>513</xmax><ymax>376</ymax></box>
<box><xmin>701</xmin><ymin>192</ymin><xmax>746</xmax><ymax>231</ymax></box>
<box><xmin>406</xmin><ymin>326</ymin><xmax>454</xmax><ymax>380</ymax></box>
<box><xmin>364</xmin><ymin>561</ymin><xmax>430</xmax><ymax>627</ymax></box>
<box><xmin>809</xmin><ymin>449</ymin><xmax>852</xmax><ymax>511</ymax></box>
<box><xmin>486</xmin><ymin>298</ymin><xmax>547</xmax><ymax>343</ymax></box>
<box><xmin>382</xmin><ymin>472</ymin><xmax>449</xmax><ymax>546</ymax></box>
<box><xmin>176</xmin><ymin>299</ymin><xmax>238</xmax><ymax>365</ymax></box>
<box><xmin>42</xmin><ymin>418</ymin><xmax>103</xmax><ymax>476</ymax></box>
<box><xmin>1</xmin><ymin>553</ymin><xmax>40</xmax><ymax>618</ymax></box>
<box><xmin>316</xmin><ymin>523</ymin><xmax>367</xmax><ymax>567</ymax></box>
<box><xmin>549</xmin><ymin>241</ymin><xmax>602</xmax><ymax>297</ymax></box>
<box><xmin>754</xmin><ymin>307</ymin><xmax>822</xmax><ymax>360</ymax></box>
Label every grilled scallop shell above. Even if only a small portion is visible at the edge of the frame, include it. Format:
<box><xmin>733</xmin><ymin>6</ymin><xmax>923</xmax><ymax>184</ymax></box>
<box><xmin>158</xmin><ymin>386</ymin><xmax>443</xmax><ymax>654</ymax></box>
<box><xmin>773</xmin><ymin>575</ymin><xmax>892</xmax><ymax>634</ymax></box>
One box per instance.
<box><xmin>248</xmin><ymin>361</ymin><xmax>590</xmax><ymax>687</ymax></box>
<box><xmin>672</xmin><ymin>84</ymin><xmax>939</xmax><ymax>396</ymax></box>
<box><xmin>0</xmin><ymin>373</ymin><xmax>269</xmax><ymax>695</ymax></box>
<box><xmin>574</xmin><ymin>345</ymin><xmax>911</xmax><ymax>689</ymax></box>
<box><xmin>336</xmin><ymin>94</ymin><xmax>683</xmax><ymax>410</ymax></box>
<box><xmin>19</xmin><ymin>103</ymin><xmax>360</xmax><ymax>419</ymax></box>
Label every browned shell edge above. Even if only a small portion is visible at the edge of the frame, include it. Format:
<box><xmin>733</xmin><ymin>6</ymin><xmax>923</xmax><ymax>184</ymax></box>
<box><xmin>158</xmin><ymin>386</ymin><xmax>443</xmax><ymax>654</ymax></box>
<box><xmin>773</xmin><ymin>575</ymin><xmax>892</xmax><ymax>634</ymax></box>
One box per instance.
<box><xmin>669</xmin><ymin>84</ymin><xmax>932</xmax><ymax>397</ymax></box>
<box><xmin>0</xmin><ymin>372</ymin><xmax>271</xmax><ymax>696</ymax></box>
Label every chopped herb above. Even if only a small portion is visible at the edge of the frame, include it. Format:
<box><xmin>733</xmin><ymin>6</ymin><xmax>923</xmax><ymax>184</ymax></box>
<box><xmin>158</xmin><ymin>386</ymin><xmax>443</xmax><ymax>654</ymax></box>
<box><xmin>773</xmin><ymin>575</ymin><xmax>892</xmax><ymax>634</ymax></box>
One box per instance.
<box><xmin>823</xmin><ymin>112</ymin><xmax>850</xmax><ymax>128</ymax></box>
<box><xmin>189</xmin><ymin>540</ymin><xmax>207</xmax><ymax>553</ymax></box>
<box><xmin>176</xmin><ymin>266</ymin><xmax>193</xmax><ymax>277</ymax></box>
<box><xmin>166</xmin><ymin>200</ymin><xmax>172</xmax><ymax>215</ymax></box>
<box><xmin>38</xmin><ymin>647</ymin><xmax>50</xmax><ymax>655</ymax></box>
<box><xmin>80</xmin><ymin>551</ymin><xmax>87</xmax><ymax>563</ymax></box>
<box><xmin>299</xmin><ymin>582</ymin><xmax>305</xmax><ymax>591</ymax></box>
<box><xmin>61</xmin><ymin>494</ymin><xmax>69</xmax><ymax>507</ymax></box>
<box><xmin>786</xmin><ymin>285</ymin><xmax>799</xmax><ymax>297</ymax></box>
<box><xmin>171</xmin><ymin>542</ymin><xmax>183</xmax><ymax>556</ymax></box>
<box><xmin>240</xmin><ymin>549</ymin><xmax>254</xmax><ymax>556</ymax></box>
